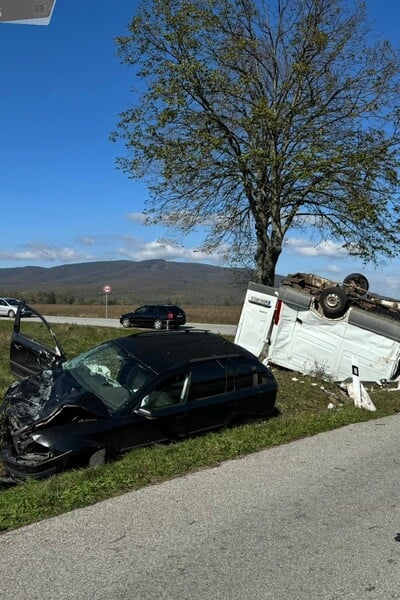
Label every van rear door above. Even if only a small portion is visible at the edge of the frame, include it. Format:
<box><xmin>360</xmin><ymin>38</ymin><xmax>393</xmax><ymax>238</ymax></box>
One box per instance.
<box><xmin>234</xmin><ymin>282</ymin><xmax>278</xmax><ymax>358</ymax></box>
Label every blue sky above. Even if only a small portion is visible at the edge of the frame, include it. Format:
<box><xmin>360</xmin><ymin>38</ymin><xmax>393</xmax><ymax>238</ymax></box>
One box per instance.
<box><xmin>0</xmin><ymin>0</ymin><xmax>399</xmax><ymax>296</ymax></box>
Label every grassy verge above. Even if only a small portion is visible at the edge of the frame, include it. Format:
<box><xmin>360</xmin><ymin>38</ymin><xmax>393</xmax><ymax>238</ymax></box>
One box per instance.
<box><xmin>0</xmin><ymin>320</ymin><xmax>399</xmax><ymax>533</ymax></box>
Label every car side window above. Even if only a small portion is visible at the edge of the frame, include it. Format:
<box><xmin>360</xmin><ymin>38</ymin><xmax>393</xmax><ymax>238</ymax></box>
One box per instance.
<box><xmin>229</xmin><ymin>357</ymin><xmax>268</xmax><ymax>390</ymax></box>
<box><xmin>19</xmin><ymin>315</ymin><xmax>62</xmax><ymax>354</ymax></box>
<box><xmin>136</xmin><ymin>306</ymin><xmax>148</xmax><ymax>314</ymax></box>
<box><xmin>187</xmin><ymin>360</ymin><xmax>228</xmax><ymax>401</ymax></box>
<box><xmin>140</xmin><ymin>372</ymin><xmax>189</xmax><ymax>409</ymax></box>
<box><xmin>0</xmin><ymin>300</ymin><xmax>6</xmax><ymax>306</ymax></box>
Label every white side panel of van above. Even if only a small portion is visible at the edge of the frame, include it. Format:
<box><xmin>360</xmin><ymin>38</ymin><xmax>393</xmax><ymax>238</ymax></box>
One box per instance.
<box><xmin>337</xmin><ymin>325</ymin><xmax>400</xmax><ymax>381</ymax></box>
<box><xmin>269</xmin><ymin>304</ymin><xmax>400</xmax><ymax>382</ymax></box>
<box><xmin>234</xmin><ymin>284</ymin><xmax>278</xmax><ymax>358</ymax></box>
<box><xmin>269</xmin><ymin>304</ymin><xmax>342</xmax><ymax>377</ymax></box>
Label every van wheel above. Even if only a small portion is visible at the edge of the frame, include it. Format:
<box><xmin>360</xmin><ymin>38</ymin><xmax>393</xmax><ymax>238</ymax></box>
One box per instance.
<box><xmin>320</xmin><ymin>286</ymin><xmax>348</xmax><ymax>318</ymax></box>
<box><xmin>343</xmin><ymin>273</ymin><xmax>369</xmax><ymax>293</ymax></box>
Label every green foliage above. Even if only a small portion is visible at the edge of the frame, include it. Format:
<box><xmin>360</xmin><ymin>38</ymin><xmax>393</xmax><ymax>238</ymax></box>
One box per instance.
<box><xmin>113</xmin><ymin>0</ymin><xmax>400</xmax><ymax>285</ymax></box>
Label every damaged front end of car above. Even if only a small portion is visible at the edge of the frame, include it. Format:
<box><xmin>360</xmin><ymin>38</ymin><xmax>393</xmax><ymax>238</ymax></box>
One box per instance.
<box><xmin>1</xmin><ymin>422</ymin><xmax>75</xmax><ymax>481</ymax></box>
<box><xmin>0</xmin><ymin>371</ymin><xmax>110</xmax><ymax>481</ymax></box>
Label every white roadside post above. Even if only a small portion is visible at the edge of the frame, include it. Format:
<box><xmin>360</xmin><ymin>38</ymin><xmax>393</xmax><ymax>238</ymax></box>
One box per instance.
<box><xmin>102</xmin><ymin>284</ymin><xmax>112</xmax><ymax>319</ymax></box>
<box><xmin>349</xmin><ymin>355</ymin><xmax>376</xmax><ymax>411</ymax></box>
<box><xmin>351</xmin><ymin>360</ymin><xmax>362</xmax><ymax>408</ymax></box>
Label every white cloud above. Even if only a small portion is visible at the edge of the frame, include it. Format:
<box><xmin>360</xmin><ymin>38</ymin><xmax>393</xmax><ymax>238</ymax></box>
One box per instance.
<box><xmin>0</xmin><ymin>243</ymin><xmax>93</xmax><ymax>263</ymax></box>
<box><xmin>126</xmin><ymin>212</ymin><xmax>147</xmax><ymax>224</ymax></box>
<box><xmin>324</xmin><ymin>264</ymin><xmax>342</xmax><ymax>274</ymax></box>
<box><xmin>77</xmin><ymin>236</ymin><xmax>96</xmax><ymax>247</ymax></box>
<box><xmin>285</xmin><ymin>237</ymin><xmax>347</xmax><ymax>258</ymax></box>
<box><xmin>118</xmin><ymin>239</ymin><xmax>223</xmax><ymax>264</ymax></box>
<box><xmin>76</xmin><ymin>234</ymin><xmax>121</xmax><ymax>247</ymax></box>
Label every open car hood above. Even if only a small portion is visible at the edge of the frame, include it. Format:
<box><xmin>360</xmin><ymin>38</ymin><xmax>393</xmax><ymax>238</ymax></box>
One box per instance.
<box><xmin>2</xmin><ymin>368</ymin><xmax>110</xmax><ymax>434</ymax></box>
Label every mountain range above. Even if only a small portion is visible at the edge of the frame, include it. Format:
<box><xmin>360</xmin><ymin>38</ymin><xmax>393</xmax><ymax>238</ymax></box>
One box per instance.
<box><xmin>0</xmin><ymin>260</ymin><xmax>256</xmax><ymax>305</ymax></box>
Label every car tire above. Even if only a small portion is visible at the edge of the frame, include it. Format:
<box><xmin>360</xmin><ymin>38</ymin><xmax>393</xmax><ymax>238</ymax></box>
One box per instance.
<box><xmin>343</xmin><ymin>272</ymin><xmax>369</xmax><ymax>293</ymax></box>
<box><xmin>121</xmin><ymin>318</ymin><xmax>131</xmax><ymax>328</ymax></box>
<box><xmin>153</xmin><ymin>319</ymin><xmax>163</xmax><ymax>330</ymax></box>
<box><xmin>320</xmin><ymin>286</ymin><xmax>348</xmax><ymax>318</ymax></box>
<box><xmin>7</xmin><ymin>310</ymin><xmax>16</xmax><ymax>318</ymax></box>
<box><xmin>88</xmin><ymin>448</ymin><xmax>106</xmax><ymax>467</ymax></box>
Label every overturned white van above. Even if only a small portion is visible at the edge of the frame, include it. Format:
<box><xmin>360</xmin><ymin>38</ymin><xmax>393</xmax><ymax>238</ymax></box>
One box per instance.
<box><xmin>234</xmin><ymin>273</ymin><xmax>400</xmax><ymax>383</ymax></box>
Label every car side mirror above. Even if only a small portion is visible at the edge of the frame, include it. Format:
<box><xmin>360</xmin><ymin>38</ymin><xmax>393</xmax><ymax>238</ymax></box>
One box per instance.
<box><xmin>135</xmin><ymin>397</ymin><xmax>157</xmax><ymax>419</ymax></box>
<box><xmin>135</xmin><ymin>407</ymin><xmax>156</xmax><ymax>419</ymax></box>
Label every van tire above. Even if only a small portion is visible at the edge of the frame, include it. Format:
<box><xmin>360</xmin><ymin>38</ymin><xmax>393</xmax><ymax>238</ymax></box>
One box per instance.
<box><xmin>320</xmin><ymin>286</ymin><xmax>348</xmax><ymax>318</ymax></box>
<box><xmin>343</xmin><ymin>273</ymin><xmax>369</xmax><ymax>293</ymax></box>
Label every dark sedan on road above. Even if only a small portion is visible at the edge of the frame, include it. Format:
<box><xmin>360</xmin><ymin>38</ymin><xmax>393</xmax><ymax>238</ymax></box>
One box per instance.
<box><xmin>0</xmin><ymin>306</ymin><xmax>277</xmax><ymax>481</ymax></box>
<box><xmin>120</xmin><ymin>304</ymin><xmax>186</xmax><ymax>329</ymax></box>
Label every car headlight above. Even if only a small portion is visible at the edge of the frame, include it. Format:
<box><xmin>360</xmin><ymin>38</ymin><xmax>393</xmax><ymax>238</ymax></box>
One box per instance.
<box><xmin>14</xmin><ymin>433</ymin><xmax>54</xmax><ymax>460</ymax></box>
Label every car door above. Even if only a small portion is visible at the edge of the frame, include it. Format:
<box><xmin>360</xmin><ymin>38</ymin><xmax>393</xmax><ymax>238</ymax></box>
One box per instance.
<box><xmin>228</xmin><ymin>356</ymin><xmax>276</xmax><ymax>418</ymax></box>
<box><xmin>116</xmin><ymin>403</ymin><xmax>189</xmax><ymax>452</ymax></box>
<box><xmin>185</xmin><ymin>359</ymin><xmax>237</xmax><ymax>435</ymax></box>
<box><xmin>10</xmin><ymin>305</ymin><xmax>66</xmax><ymax>378</ymax></box>
<box><xmin>144</xmin><ymin>305</ymin><xmax>158</xmax><ymax>327</ymax></box>
<box><xmin>131</xmin><ymin>306</ymin><xmax>151</xmax><ymax>328</ymax></box>
<box><xmin>135</xmin><ymin>370</ymin><xmax>190</xmax><ymax>439</ymax></box>
<box><xmin>101</xmin><ymin>371</ymin><xmax>190</xmax><ymax>453</ymax></box>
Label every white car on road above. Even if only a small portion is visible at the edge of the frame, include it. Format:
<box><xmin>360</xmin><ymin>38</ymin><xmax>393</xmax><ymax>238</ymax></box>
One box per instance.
<box><xmin>0</xmin><ymin>298</ymin><xmax>32</xmax><ymax>318</ymax></box>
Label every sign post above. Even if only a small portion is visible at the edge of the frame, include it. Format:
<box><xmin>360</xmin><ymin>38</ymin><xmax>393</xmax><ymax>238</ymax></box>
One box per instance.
<box><xmin>102</xmin><ymin>284</ymin><xmax>112</xmax><ymax>319</ymax></box>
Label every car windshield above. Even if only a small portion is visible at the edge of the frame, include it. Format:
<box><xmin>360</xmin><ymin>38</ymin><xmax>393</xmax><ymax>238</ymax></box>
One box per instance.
<box><xmin>62</xmin><ymin>341</ymin><xmax>155</xmax><ymax>412</ymax></box>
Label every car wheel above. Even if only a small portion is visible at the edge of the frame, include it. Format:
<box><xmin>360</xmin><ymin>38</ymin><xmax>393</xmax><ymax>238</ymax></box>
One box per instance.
<box><xmin>7</xmin><ymin>310</ymin><xmax>16</xmax><ymax>318</ymax></box>
<box><xmin>153</xmin><ymin>319</ymin><xmax>163</xmax><ymax>330</ymax></box>
<box><xmin>319</xmin><ymin>286</ymin><xmax>348</xmax><ymax>318</ymax></box>
<box><xmin>88</xmin><ymin>448</ymin><xmax>106</xmax><ymax>467</ymax></box>
<box><xmin>121</xmin><ymin>318</ymin><xmax>131</xmax><ymax>328</ymax></box>
<box><xmin>343</xmin><ymin>272</ymin><xmax>369</xmax><ymax>293</ymax></box>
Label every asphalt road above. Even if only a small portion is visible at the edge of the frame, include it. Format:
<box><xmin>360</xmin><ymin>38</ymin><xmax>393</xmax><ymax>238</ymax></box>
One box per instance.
<box><xmin>1</xmin><ymin>415</ymin><xmax>400</xmax><ymax>599</ymax></box>
<box><xmin>41</xmin><ymin>315</ymin><xmax>237</xmax><ymax>336</ymax></box>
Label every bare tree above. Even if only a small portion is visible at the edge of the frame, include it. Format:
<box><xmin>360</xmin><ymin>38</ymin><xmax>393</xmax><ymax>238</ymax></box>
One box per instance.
<box><xmin>112</xmin><ymin>0</ymin><xmax>400</xmax><ymax>285</ymax></box>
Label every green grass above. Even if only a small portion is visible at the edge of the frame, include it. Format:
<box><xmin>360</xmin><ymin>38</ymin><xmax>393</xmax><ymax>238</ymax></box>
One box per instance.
<box><xmin>0</xmin><ymin>319</ymin><xmax>399</xmax><ymax>533</ymax></box>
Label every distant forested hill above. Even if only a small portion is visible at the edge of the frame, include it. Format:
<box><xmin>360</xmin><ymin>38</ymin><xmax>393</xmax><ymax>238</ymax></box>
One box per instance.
<box><xmin>0</xmin><ymin>260</ymin><xmax>259</xmax><ymax>305</ymax></box>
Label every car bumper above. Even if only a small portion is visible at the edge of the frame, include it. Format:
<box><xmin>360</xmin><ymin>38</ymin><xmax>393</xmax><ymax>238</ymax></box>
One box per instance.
<box><xmin>1</xmin><ymin>447</ymin><xmax>74</xmax><ymax>481</ymax></box>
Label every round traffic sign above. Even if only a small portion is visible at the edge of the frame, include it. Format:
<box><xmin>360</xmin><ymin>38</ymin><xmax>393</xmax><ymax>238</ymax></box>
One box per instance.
<box><xmin>103</xmin><ymin>284</ymin><xmax>112</xmax><ymax>294</ymax></box>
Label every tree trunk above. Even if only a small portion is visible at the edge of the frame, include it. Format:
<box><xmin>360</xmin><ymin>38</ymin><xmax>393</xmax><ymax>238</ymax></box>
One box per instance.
<box><xmin>254</xmin><ymin>237</ymin><xmax>282</xmax><ymax>286</ymax></box>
